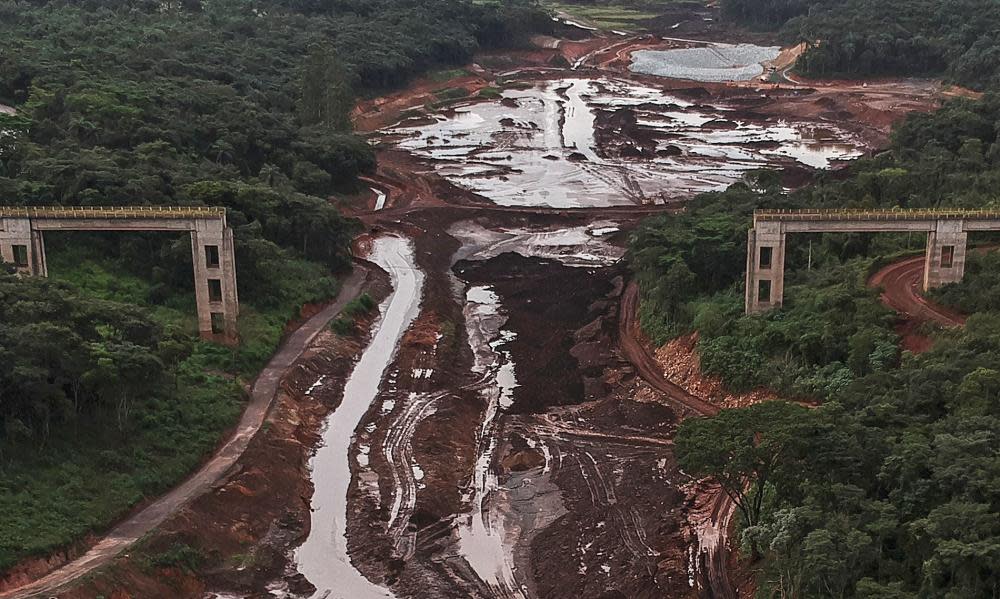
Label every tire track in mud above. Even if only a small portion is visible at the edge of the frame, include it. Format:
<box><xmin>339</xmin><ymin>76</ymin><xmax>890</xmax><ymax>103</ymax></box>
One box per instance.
<box><xmin>512</xmin><ymin>405</ymin><xmax>673</xmax><ymax>584</ymax></box>
<box><xmin>384</xmin><ymin>391</ymin><xmax>443</xmax><ymax>559</ymax></box>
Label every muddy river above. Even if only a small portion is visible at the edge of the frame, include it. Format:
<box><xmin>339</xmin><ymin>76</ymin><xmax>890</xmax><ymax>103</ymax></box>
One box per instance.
<box><xmin>294</xmin><ymin>236</ymin><xmax>422</xmax><ymax>599</ymax></box>
<box><xmin>383</xmin><ymin>77</ymin><xmax>862</xmax><ymax>207</ymax></box>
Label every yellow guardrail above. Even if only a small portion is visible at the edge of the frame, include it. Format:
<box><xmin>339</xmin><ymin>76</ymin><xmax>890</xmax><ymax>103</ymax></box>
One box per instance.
<box><xmin>755</xmin><ymin>208</ymin><xmax>1000</xmax><ymax>221</ymax></box>
<box><xmin>0</xmin><ymin>205</ymin><xmax>225</xmax><ymax>219</ymax></box>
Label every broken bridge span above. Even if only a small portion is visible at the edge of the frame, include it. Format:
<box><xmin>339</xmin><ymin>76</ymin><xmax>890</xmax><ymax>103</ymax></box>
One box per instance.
<box><xmin>746</xmin><ymin>208</ymin><xmax>1000</xmax><ymax>314</ymax></box>
<box><xmin>0</xmin><ymin>205</ymin><xmax>238</xmax><ymax>341</ymax></box>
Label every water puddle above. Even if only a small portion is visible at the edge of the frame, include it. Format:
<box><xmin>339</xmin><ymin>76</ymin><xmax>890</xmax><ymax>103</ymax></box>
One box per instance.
<box><xmin>371</xmin><ymin>187</ymin><xmax>387</xmax><ymax>211</ymax></box>
<box><xmin>457</xmin><ymin>284</ymin><xmax>524</xmax><ymax>597</ymax></box>
<box><xmin>293</xmin><ymin>235</ymin><xmax>424</xmax><ymax>599</ymax></box>
<box><xmin>630</xmin><ymin>44</ymin><xmax>780</xmax><ymax>82</ymax></box>
<box><xmin>383</xmin><ymin>77</ymin><xmax>863</xmax><ymax>207</ymax></box>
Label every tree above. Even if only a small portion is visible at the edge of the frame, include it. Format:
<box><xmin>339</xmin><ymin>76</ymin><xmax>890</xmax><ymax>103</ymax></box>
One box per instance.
<box><xmin>298</xmin><ymin>45</ymin><xmax>355</xmax><ymax>132</ymax></box>
<box><xmin>676</xmin><ymin>401</ymin><xmax>813</xmax><ymax>529</ymax></box>
<box><xmin>83</xmin><ymin>341</ymin><xmax>165</xmax><ymax>434</ymax></box>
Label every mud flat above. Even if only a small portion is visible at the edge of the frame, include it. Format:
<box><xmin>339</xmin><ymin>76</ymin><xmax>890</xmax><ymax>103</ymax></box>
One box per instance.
<box><xmin>453</xmin><ymin>252</ymin><xmax>693</xmax><ymax>598</ymax></box>
<box><xmin>294</xmin><ymin>236</ymin><xmax>423</xmax><ymax>598</ymax></box>
<box><xmin>382</xmin><ymin>77</ymin><xmax>864</xmax><ymax>208</ymax></box>
<box><xmin>450</xmin><ymin>220</ymin><xmax>625</xmax><ymax>267</ymax></box>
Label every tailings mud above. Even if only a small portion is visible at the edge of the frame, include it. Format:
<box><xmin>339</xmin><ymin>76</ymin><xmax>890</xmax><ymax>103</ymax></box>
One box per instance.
<box><xmin>382</xmin><ymin>77</ymin><xmax>863</xmax><ymax>208</ymax></box>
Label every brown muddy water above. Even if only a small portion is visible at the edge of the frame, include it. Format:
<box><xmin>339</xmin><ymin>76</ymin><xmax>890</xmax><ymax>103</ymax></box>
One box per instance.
<box><xmin>381</xmin><ymin>77</ymin><xmax>863</xmax><ymax>208</ymax></box>
<box><xmin>292</xmin><ymin>236</ymin><xmax>422</xmax><ymax>599</ymax></box>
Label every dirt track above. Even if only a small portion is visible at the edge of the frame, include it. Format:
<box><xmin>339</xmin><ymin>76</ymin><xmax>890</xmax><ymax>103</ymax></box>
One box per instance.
<box><xmin>618</xmin><ymin>282</ymin><xmax>738</xmax><ymax>599</ymax></box>
<box><xmin>868</xmin><ymin>255</ymin><xmax>966</xmax><ymax>327</ymax></box>
<box><xmin>619</xmin><ymin>282</ymin><xmax>719</xmax><ymax>417</ymax></box>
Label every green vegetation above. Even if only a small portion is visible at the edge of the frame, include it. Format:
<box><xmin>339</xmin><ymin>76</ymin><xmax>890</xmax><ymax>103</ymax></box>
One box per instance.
<box><xmin>0</xmin><ymin>0</ymin><xmax>549</xmax><ymax>574</ymax></box>
<box><xmin>635</xmin><ymin>91</ymin><xmax>1000</xmax><ymax>597</ymax></box>
<box><xmin>145</xmin><ymin>542</ymin><xmax>206</xmax><ymax>572</ymax></box>
<box><xmin>721</xmin><ymin>0</ymin><xmax>1000</xmax><ymax>89</ymax></box>
<box><xmin>0</xmin><ymin>239</ymin><xmax>337</xmax><ymax>570</ymax></box>
<box><xmin>477</xmin><ymin>86</ymin><xmax>504</xmax><ymax>99</ymax></box>
<box><xmin>428</xmin><ymin>68</ymin><xmax>472</xmax><ymax>82</ymax></box>
<box><xmin>0</xmin><ymin>272</ymin><xmax>240</xmax><ymax>570</ymax></box>
<box><xmin>330</xmin><ymin>292</ymin><xmax>377</xmax><ymax>335</ymax></box>
<box><xmin>931</xmin><ymin>251</ymin><xmax>1000</xmax><ymax>314</ymax></box>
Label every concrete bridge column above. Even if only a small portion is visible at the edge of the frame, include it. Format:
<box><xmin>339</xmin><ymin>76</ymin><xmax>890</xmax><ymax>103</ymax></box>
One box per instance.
<box><xmin>31</xmin><ymin>229</ymin><xmax>47</xmax><ymax>277</ymax></box>
<box><xmin>745</xmin><ymin>221</ymin><xmax>786</xmax><ymax>314</ymax></box>
<box><xmin>191</xmin><ymin>219</ymin><xmax>239</xmax><ymax>342</ymax></box>
<box><xmin>923</xmin><ymin>219</ymin><xmax>967</xmax><ymax>291</ymax></box>
<box><xmin>0</xmin><ymin>217</ymin><xmax>42</xmax><ymax>275</ymax></box>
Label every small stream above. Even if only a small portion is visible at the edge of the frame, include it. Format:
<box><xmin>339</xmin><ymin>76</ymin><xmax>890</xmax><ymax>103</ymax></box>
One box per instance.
<box><xmin>457</xmin><ymin>285</ymin><xmax>523</xmax><ymax>597</ymax></box>
<box><xmin>294</xmin><ymin>236</ymin><xmax>424</xmax><ymax>599</ymax></box>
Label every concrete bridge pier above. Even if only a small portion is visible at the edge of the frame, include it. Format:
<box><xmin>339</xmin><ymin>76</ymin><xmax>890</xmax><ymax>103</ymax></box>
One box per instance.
<box><xmin>743</xmin><ymin>209</ymin><xmax>995</xmax><ymax>316</ymax></box>
<box><xmin>31</xmin><ymin>229</ymin><xmax>48</xmax><ymax>277</ymax></box>
<box><xmin>2</xmin><ymin>206</ymin><xmax>240</xmax><ymax>344</ymax></box>
<box><xmin>0</xmin><ymin>217</ymin><xmax>46</xmax><ymax>276</ymax></box>
<box><xmin>745</xmin><ymin>221</ymin><xmax>786</xmax><ymax>314</ymax></box>
<box><xmin>923</xmin><ymin>219</ymin><xmax>967</xmax><ymax>290</ymax></box>
<box><xmin>191</xmin><ymin>220</ymin><xmax>239</xmax><ymax>342</ymax></box>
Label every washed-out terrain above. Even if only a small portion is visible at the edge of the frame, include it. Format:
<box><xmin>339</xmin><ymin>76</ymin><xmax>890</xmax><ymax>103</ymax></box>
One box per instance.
<box><xmin>382</xmin><ymin>77</ymin><xmax>862</xmax><ymax>208</ymax></box>
<box><xmin>266</xmin><ymin>19</ymin><xmax>950</xmax><ymax>599</ymax></box>
<box><xmin>2</xmin><ymin>7</ymin><xmax>955</xmax><ymax>599</ymax></box>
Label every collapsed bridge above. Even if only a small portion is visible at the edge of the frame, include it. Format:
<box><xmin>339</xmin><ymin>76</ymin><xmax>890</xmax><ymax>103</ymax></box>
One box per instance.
<box><xmin>746</xmin><ymin>208</ymin><xmax>1000</xmax><ymax>314</ymax></box>
<box><xmin>0</xmin><ymin>205</ymin><xmax>238</xmax><ymax>341</ymax></box>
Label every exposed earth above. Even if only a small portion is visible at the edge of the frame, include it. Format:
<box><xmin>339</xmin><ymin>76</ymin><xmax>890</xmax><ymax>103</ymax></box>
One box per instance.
<box><xmin>1</xmin><ymin>5</ymin><xmax>972</xmax><ymax>599</ymax></box>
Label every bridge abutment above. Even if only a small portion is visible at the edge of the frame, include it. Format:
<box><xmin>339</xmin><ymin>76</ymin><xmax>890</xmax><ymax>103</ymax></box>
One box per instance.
<box><xmin>0</xmin><ymin>217</ymin><xmax>45</xmax><ymax>276</ymax></box>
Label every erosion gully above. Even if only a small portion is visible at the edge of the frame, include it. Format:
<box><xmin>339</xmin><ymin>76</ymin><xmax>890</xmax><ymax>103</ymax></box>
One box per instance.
<box><xmin>264</xmin><ymin>40</ymin><xmax>920</xmax><ymax>599</ymax></box>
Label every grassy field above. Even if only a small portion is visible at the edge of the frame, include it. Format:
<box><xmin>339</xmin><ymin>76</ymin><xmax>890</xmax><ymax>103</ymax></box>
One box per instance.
<box><xmin>0</xmin><ymin>241</ymin><xmax>339</xmax><ymax>571</ymax></box>
<box><xmin>545</xmin><ymin>2</ymin><xmax>661</xmax><ymax>31</ymax></box>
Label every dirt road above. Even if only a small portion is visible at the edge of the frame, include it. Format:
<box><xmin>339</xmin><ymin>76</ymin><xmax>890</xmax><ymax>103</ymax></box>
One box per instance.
<box><xmin>868</xmin><ymin>255</ymin><xmax>965</xmax><ymax>327</ymax></box>
<box><xmin>0</xmin><ymin>267</ymin><xmax>370</xmax><ymax>599</ymax></box>
<box><xmin>619</xmin><ymin>282</ymin><xmax>720</xmax><ymax>417</ymax></box>
<box><xmin>618</xmin><ymin>281</ymin><xmax>737</xmax><ymax>599</ymax></box>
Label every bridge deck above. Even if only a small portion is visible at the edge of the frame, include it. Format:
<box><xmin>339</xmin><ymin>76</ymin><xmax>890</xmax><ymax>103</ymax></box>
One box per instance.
<box><xmin>0</xmin><ymin>206</ymin><xmax>225</xmax><ymax>220</ymax></box>
<box><xmin>756</xmin><ymin>208</ymin><xmax>1000</xmax><ymax>222</ymax></box>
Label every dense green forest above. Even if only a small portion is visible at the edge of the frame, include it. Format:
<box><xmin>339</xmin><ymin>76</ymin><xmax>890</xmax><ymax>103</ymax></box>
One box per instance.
<box><xmin>0</xmin><ymin>0</ymin><xmax>547</xmax><ymax>571</ymax></box>
<box><xmin>721</xmin><ymin>0</ymin><xmax>1000</xmax><ymax>89</ymax></box>
<box><xmin>633</xmin><ymin>94</ymin><xmax>1000</xmax><ymax>594</ymax></box>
